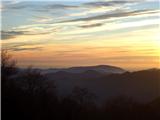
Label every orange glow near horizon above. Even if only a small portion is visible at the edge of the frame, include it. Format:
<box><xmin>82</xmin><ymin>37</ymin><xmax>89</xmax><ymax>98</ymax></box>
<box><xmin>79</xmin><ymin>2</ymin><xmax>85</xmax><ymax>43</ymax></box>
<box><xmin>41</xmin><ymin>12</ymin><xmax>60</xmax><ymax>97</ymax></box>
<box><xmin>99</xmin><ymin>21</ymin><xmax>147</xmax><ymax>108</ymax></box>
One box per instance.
<box><xmin>2</xmin><ymin>0</ymin><xmax>160</xmax><ymax>70</ymax></box>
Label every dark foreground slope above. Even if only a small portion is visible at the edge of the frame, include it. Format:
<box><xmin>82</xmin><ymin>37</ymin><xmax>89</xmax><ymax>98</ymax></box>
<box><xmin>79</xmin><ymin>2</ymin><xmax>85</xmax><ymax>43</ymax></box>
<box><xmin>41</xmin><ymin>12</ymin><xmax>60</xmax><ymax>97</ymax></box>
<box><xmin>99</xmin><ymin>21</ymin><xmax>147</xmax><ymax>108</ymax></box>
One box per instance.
<box><xmin>47</xmin><ymin>69</ymin><xmax>160</xmax><ymax>103</ymax></box>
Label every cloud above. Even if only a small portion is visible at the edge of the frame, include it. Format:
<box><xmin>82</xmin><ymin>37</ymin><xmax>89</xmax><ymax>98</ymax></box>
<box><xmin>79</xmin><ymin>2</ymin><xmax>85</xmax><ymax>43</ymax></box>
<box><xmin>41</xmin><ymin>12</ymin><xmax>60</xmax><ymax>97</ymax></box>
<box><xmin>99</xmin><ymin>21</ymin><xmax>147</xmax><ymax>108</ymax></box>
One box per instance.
<box><xmin>2</xmin><ymin>1</ymin><xmax>32</xmax><ymax>10</ymax></box>
<box><xmin>11</xmin><ymin>47</ymin><xmax>43</xmax><ymax>51</ymax></box>
<box><xmin>79</xmin><ymin>23</ymin><xmax>103</xmax><ymax>28</ymax></box>
<box><xmin>1</xmin><ymin>31</ymin><xmax>25</xmax><ymax>40</ymax></box>
<box><xmin>2</xmin><ymin>41</ymin><xmax>46</xmax><ymax>52</ymax></box>
<box><xmin>84</xmin><ymin>1</ymin><xmax>134</xmax><ymax>8</ymax></box>
<box><xmin>34</xmin><ymin>3</ymin><xmax>79</xmax><ymax>13</ymax></box>
<box><xmin>62</xmin><ymin>9</ymin><xmax>157</xmax><ymax>23</ymax></box>
<box><xmin>47</xmin><ymin>4</ymin><xmax>79</xmax><ymax>10</ymax></box>
<box><xmin>1</xmin><ymin>26</ymin><xmax>57</xmax><ymax>40</ymax></box>
<box><xmin>30</xmin><ymin>15</ymin><xmax>53</xmax><ymax>23</ymax></box>
<box><xmin>60</xmin><ymin>18</ymin><xmax>158</xmax><ymax>35</ymax></box>
<box><xmin>2</xmin><ymin>1</ymin><xmax>79</xmax><ymax>12</ymax></box>
<box><xmin>103</xmin><ymin>56</ymin><xmax>159</xmax><ymax>63</ymax></box>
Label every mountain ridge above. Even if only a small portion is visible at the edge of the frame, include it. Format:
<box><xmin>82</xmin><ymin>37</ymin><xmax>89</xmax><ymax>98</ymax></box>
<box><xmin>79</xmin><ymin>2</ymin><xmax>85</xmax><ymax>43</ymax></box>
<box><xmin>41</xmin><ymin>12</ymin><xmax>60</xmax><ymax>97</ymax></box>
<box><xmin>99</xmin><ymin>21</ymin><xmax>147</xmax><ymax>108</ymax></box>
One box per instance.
<box><xmin>41</xmin><ymin>65</ymin><xmax>126</xmax><ymax>74</ymax></box>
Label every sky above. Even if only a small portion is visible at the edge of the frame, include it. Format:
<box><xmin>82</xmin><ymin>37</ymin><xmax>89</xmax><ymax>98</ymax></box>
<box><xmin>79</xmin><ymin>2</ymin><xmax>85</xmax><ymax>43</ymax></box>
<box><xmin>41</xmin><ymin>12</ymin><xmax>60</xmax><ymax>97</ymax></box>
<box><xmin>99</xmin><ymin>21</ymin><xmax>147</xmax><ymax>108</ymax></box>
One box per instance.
<box><xmin>1</xmin><ymin>0</ymin><xmax>160</xmax><ymax>70</ymax></box>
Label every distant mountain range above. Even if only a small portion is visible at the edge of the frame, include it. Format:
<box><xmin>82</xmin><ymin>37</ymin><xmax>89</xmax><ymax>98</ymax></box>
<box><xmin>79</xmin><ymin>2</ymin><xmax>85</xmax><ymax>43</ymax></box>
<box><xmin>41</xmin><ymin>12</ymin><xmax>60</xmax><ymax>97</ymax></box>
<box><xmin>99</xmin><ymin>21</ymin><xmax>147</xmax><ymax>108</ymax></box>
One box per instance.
<box><xmin>40</xmin><ymin>65</ymin><xmax>126</xmax><ymax>74</ymax></box>
<box><xmin>18</xmin><ymin>65</ymin><xmax>160</xmax><ymax>104</ymax></box>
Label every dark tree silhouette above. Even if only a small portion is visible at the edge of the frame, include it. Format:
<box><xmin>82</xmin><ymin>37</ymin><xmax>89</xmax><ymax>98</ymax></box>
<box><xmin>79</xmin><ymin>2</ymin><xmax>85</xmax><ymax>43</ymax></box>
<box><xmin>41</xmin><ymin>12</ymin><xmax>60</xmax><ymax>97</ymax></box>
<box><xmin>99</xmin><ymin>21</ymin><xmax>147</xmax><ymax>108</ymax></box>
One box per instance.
<box><xmin>59</xmin><ymin>87</ymin><xmax>97</xmax><ymax>120</ymax></box>
<box><xmin>1</xmin><ymin>50</ymin><xmax>17</xmax><ymax>77</ymax></box>
<box><xmin>1</xmin><ymin>50</ymin><xmax>19</xmax><ymax>120</ymax></box>
<box><xmin>1</xmin><ymin>50</ymin><xmax>17</xmax><ymax>88</ymax></box>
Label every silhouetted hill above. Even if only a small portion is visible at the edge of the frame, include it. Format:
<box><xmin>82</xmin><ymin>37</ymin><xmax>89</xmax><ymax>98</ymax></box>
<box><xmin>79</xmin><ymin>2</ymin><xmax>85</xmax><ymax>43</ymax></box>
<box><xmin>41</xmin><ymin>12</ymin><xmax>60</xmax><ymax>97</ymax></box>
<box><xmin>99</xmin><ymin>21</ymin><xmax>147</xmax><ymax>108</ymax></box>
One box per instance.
<box><xmin>64</xmin><ymin>65</ymin><xmax>126</xmax><ymax>74</ymax></box>
<box><xmin>46</xmin><ymin>70</ymin><xmax>104</xmax><ymax>81</ymax></box>
<box><xmin>39</xmin><ymin>65</ymin><xmax>126</xmax><ymax>74</ymax></box>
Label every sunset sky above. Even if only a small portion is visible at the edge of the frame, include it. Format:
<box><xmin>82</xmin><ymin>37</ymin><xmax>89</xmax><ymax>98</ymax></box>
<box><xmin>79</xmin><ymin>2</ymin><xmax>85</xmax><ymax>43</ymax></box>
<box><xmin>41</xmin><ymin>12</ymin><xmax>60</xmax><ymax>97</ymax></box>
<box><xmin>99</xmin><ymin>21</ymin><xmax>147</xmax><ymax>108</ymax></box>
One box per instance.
<box><xmin>1</xmin><ymin>0</ymin><xmax>160</xmax><ymax>70</ymax></box>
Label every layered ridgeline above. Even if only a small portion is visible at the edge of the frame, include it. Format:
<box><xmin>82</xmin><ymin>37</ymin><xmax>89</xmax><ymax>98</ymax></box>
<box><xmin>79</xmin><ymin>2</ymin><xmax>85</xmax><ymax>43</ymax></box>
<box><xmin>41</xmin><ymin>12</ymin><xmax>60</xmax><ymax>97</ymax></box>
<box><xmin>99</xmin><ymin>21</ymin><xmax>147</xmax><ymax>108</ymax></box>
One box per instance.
<box><xmin>19</xmin><ymin>65</ymin><xmax>160</xmax><ymax>104</ymax></box>
<box><xmin>41</xmin><ymin>65</ymin><xmax>126</xmax><ymax>74</ymax></box>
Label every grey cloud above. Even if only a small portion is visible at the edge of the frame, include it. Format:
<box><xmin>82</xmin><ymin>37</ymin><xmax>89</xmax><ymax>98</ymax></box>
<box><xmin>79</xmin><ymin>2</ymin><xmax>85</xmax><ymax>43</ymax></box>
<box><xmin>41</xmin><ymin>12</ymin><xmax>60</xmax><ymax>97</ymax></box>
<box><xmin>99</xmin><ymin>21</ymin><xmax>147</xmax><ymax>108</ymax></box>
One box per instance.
<box><xmin>1</xmin><ymin>29</ymin><xmax>56</xmax><ymax>40</ymax></box>
<box><xmin>47</xmin><ymin>4</ymin><xmax>79</xmax><ymax>10</ymax></box>
<box><xmin>34</xmin><ymin>3</ymin><xmax>79</xmax><ymax>13</ymax></box>
<box><xmin>1</xmin><ymin>31</ymin><xmax>25</xmax><ymax>40</ymax></box>
<box><xmin>84</xmin><ymin>1</ymin><xmax>134</xmax><ymax>7</ymax></box>
<box><xmin>11</xmin><ymin>47</ymin><xmax>43</xmax><ymax>51</ymax></box>
<box><xmin>2</xmin><ymin>42</ymin><xmax>45</xmax><ymax>52</ymax></box>
<box><xmin>3</xmin><ymin>1</ymin><xmax>79</xmax><ymax>11</ymax></box>
<box><xmin>79</xmin><ymin>23</ymin><xmax>103</xmax><ymax>28</ymax></box>
<box><xmin>2</xmin><ymin>1</ymin><xmax>34</xmax><ymax>10</ymax></box>
<box><xmin>2</xmin><ymin>42</ymin><xmax>43</xmax><ymax>49</ymax></box>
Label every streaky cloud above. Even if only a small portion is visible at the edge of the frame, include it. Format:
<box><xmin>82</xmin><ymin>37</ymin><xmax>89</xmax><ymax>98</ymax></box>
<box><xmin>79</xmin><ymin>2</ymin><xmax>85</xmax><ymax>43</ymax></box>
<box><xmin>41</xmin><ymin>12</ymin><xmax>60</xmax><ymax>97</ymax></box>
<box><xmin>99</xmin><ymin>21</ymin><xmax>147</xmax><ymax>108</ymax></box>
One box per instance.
<box><xmin>47</xmin><ymin>4</ymin><xmax>79</xmax><ymax>9</ymax></box>
<box><xmin>79</xmin><ymin>23</ymin><xmax>103</xmax><ymax>28</ymax></box>
<box><xmin>84</xmin><ymin>0</ymin><xmax>135</xmax><ymax>8</ymax></box>
<box><xmin>11</xmin><ymin>47</ymin><xmax>43</xmax><ymax>51</ymax></box>
<box><xmin>1</xmin><ymin>31</ymin><xmax>25</xmax><ymax>40</ymax></box>
<box><xmin>61</xmin><ymin>9</ymin><xmax>158</xmax><ymax>23</ymax></box>
<box><xmin>1</xmin><ymin>28</ymin><xmax>56</xmax><ymax>40</ymax></box>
